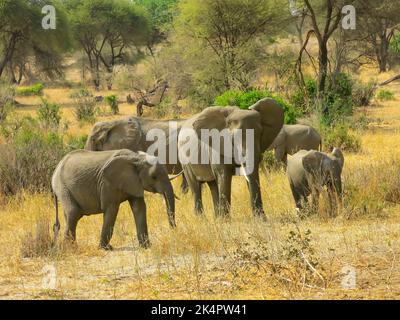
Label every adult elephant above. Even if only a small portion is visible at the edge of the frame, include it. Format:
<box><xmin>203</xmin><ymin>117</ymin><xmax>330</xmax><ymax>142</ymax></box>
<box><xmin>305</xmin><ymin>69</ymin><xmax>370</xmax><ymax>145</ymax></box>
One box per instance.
<box><xmin>52</xmin><ymin>150</ymin><xmax>176</xmax><ymax>249</ymax></box>
<box><xmin>85</xmin><ymin>117</ymin><xmax>188</xmax><ymax>193</ymax></box>
<box><xmin>269</xmin><ymin>124</ymin><xmax>322</xmax><ymax>166</ymax></box>
<box><xmin>178</xmin><ymin>98</ymin><xmax>284</xmax><ymax>218</ymax></box>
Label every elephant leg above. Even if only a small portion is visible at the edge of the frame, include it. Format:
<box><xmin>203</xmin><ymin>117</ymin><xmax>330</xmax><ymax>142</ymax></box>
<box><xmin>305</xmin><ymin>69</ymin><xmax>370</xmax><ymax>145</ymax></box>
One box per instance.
<box><xmin>290</xmin><ymin>184</ymin><xmax>303</xmax><ymax>211</ymax></box>
<box><xmin>180</xmin><ymin>174</ymin><xmax>189</xmax><ymax>194</ymax></box>
<box><xmin>185</xmin><ymin>174</ymin><xmax>203</xmax><ymax>215</ymax></box>
<box><xmin>310</xmin><ymin>188</ymin><xmax>320</xmax><ymax>215</ymax></box>
<box><xmin>207</xmin><ymin>181</ymin><xmax>220</xmax><ymax>217</ymax></box>
<box><xmin>129</xmin><ymin>198</ymin><xmax>150</xmax><ymax>248</ymax></box>
<box><xmin>274</xmin><ymin>145</ymin><xmax>286</xmax><ymax>164</ymax></box>
<box><xmin>247</xmin><ymin>169</ymin><xmax>265</xmax><ymax>218</ymax></box>
<box><xmin>64</xmin><ymin>208</ymin><xmax>82</xmax><ymax>243</ymax></box>
<box><xmin>99</xmin><ymin>204</ymin><xmax>119</xmax><ymax>250</ymax></box>
<box><xmin>215</xmin><ymin>168</ymin><xmax>232</xmax><ymax>217</ymax></box>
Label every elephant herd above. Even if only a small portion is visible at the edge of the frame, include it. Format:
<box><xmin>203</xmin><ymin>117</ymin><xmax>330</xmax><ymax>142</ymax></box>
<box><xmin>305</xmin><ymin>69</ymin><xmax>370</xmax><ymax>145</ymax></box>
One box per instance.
<box><xmin>52</xmin><ymin>98</ymin><xmax>344</xmax><ymax>249</ymax></box>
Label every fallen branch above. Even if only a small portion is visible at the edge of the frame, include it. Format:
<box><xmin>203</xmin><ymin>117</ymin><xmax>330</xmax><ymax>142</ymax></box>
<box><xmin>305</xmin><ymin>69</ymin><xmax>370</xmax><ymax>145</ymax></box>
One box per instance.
<box><xmin>379</xmin><ymin>74</ymin><xmax>400</xmax><ymax>87</ymax></box>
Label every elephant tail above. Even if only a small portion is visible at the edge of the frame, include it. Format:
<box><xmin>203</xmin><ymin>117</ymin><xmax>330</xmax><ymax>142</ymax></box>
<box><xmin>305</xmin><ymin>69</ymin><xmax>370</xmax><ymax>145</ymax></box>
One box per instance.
<box><xmin>52</xmin><ymin>192</ymin><xmax>60</xmax><ymax>245</ymax></box>
<box><xmin>319</xmin><ymin>139</ymin><xmax>323</xmax><ymax>152</ymax></box>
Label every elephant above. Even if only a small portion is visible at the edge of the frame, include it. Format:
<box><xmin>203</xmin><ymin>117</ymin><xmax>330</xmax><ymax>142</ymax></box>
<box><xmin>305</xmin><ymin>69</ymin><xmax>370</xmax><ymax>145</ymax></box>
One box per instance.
<box><xmin>85</xmin><ymin>116</ymin><xmax>188</xmax><ymax>193</ymax></box>
<box><xmin>52</xmin><ymin>149</ymin><xmax>176</xmax><ymax>249</ymax></box>
<box><xmin>269</xmin><ymin>124</ymin><xmax>322</xmax><ymax>166</ymax></box>
<box><xmin>286</xmin><ymin>148</ymin><xmax>344</xmax><ymax>217</ymax></box>
<box><xmin>178</xmin><ymin>98</ymin><xmax>284</xmax><ymax>218</ymax></box>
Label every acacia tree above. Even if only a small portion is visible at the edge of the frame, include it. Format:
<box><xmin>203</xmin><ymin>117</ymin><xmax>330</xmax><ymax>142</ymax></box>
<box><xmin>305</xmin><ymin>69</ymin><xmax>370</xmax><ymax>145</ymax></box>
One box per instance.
<box><xmin>354</xmin><ymin>0</ymin><xmax>400</xmax><ymax>73</ymax></box>
<box><xmin>68</xmin><ymin>0</ymin><xmax>150</xmax><ymax>89</ymax></box>
<box><xmin>0</xmin><ymin>0</ymin><xmax>71</xmax><ymax>81</ymax></box>
<box><xmin>174</xmin><ymin>0</ymin><xmax>286</xmax><ymax>90</ymax></box>
<box><xmin>296</xmin><ymin>0</ymin><xmax>346</xmax><ymax>97</ymax></box>
<box><xmin>134</xmin><ymin>0</ymin><xmax>178</xmax><ymax>57</ymax></box>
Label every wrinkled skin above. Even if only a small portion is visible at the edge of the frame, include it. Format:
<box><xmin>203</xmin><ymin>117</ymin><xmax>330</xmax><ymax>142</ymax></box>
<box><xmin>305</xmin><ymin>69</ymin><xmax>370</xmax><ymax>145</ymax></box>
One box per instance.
<box><xmin>178</xmin><ymin>98</ymin><xmax>284</xmax><ymax>218</ymax></box>
<box><xmin>52</xmin><ymin>150</ymin><xmax>176</xmax><ymax>249</ymax></box>
<box><xmin>269</xmin><ymin>124</ymin><xmax>322</xmax><ymax>166</ymax></box>
<box><xmin>85</xmin><ymin>117</ymin><xmax>188</xmax><ymax>193</ymax></box>
<box><xmin>286</xmin><ymin>148</ymin><xmax>344</xmax><ymax>217</ymax></box>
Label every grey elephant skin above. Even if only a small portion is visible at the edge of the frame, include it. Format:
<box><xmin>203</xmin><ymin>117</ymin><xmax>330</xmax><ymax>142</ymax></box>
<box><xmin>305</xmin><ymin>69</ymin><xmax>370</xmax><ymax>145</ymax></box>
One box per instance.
<box><xmin>52</xmin><ymin>149</ymin><xmax>176</xmax><ymax>249</ymax></box>
<box><xmin>178</xmin><ymin>98</ymin><xmax>284</xmax><ymax>217</ymax></box>
<box><xmin>287</xmin><ymin>148</ymin><xmax>344</xmax><ymax>216</ymax></box>
<box><xmin>85</xmin><ymin>117</ymin><xmax>188</xmax><ymax>192</ymax></box>
<box><xmin>269</xmin><ymin>124</ymin><xmax>322</xmax><ymax>165</ymax></box>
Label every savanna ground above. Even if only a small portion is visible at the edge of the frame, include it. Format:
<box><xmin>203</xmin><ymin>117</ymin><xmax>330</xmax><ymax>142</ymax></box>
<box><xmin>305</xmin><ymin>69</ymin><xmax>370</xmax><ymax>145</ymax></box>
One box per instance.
<box><xmin>1</xmin><ymin>68</ymin><xmax>400</xmax><ymax>300</ymax></box>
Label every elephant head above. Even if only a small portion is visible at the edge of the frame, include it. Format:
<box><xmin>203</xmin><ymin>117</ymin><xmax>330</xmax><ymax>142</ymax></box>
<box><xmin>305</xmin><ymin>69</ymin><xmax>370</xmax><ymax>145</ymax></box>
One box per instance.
<box><xmin>302</xmin><ymin>148</ymin><xmax>344</xmax><ymax>197</ymax></box>
<box><xmin>103</xmin><ymin>150</ymin><xmax>176</xmax><ymax>228</ymax></box>
<box><xmin>190</xmin><ymin>98</ymin><xmax>284</xmax><ymax>175</ymax></box>
<box><xmin>85</xmin><ymin>118</ymin><xmax>143</xmax><ymax>152</ymax></box>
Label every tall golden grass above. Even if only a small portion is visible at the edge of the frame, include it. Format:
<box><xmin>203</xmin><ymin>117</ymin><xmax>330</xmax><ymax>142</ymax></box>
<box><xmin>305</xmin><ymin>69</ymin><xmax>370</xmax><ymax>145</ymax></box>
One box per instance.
<box><xmin>0</xmin><ymin>76</ymin><xmax>400</xmax><ymax>300</ymax></box>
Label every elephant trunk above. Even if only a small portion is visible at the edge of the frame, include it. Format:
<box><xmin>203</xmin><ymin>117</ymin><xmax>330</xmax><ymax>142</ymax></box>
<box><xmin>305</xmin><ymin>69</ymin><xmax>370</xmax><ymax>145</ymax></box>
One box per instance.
<box><xmin>163</xmin><ymin>184</ymin><xmax>176</xmax><ymax>228</ymax></box>
<box><xmin>84</xmin><ymin>137</ymin><xmax>93</xmax><ymax>151</ymax></box>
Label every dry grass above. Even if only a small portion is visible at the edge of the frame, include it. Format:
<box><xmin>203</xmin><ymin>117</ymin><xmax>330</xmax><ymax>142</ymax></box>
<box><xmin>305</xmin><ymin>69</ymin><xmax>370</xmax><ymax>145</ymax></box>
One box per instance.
<box><xmin>1</xmin><ymin>73</ymin><xmax>400</xmax><ymax>300</ymax></box>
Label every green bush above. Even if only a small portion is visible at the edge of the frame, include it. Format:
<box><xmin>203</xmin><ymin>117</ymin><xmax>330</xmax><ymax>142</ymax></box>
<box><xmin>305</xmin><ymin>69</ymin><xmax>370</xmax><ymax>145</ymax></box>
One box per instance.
<box><xmin>66</xmin><ymin>134</ymin><xmax>88</xmax><ymax>150</ymax></box>
<box><xmin>376</xmin><ymin>89</ymin><xmax>395</xmax><ymax>101</ymax></box>
<box><xmin>37</xmin><ymin>99</ymin><xmax>62</xmax><ymax>129</ymax></box>
<box><xmin>214</xmin><ymin>89</ymin><xmax>299</xmax><ymax>124</ymax></box>
<box><xmin>69</xmin><ymin>87</ymin><xmax>93</xmax><ymax>99</ymax></box>
<box><xmin>0</xmin><ymin>83</ymin><xmax>15</xmax><ymax>122</ymax></box>
<box><xmin>352</xmin><ymin>81</ymin><xmax>376</xmax><ymax>106</ymax></box>
<box><xmin>321</xmin><ymin>122</ymin><xmax>361</xmax><ymax>153</ymax></box>
<box><xmin>0</xmin><ymin>116</ymin><xmax>66</xmax><ymax>196</ymax></box>
<box><xmin>290</xmin><ymin>79</ymin><xmax>317</xmax><ymax>115</ymax></box>
<box><xmin>321</xmin><ymin>73</ymin><xmax>354</xmax><ymax>125</ymax></box>
<box><xmin>16</xmin><ymin>83</ymin><xmax>44</xmax><ymax>96</ymax></box>
<box><xmin>104</xmin><ymin>95</ymin><xmax>119</xmax><ymax>115</ymax></box>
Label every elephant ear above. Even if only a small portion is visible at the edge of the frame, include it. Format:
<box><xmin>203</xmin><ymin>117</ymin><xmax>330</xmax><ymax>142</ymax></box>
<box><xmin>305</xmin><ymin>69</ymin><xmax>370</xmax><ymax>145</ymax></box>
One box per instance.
<box><xmin>302</xmin><ymin>151</ymin><xmax>326</xmax><ymax>176</ymax></box>
<box><xmin>90</xmin><ymin>118</ymin><xmax>142</xmax><ymax>151</ymax></box>
<box><xmin>103</xmin><ymin>118</ymin><xmax>143</xmax><ymax>151</ymax></box>
<box><xmin>101</xmin><ymin>151</ymin><xmax>144</xmax><ymax>198</ymax></box>
<box><xmin>249</xmin><ymin>98</ymin><xmax>284</xmax><ymax>152</ymax></box>
<box><xmin>331</xmin><ymin>148</ymin><xmax>344</xmax><ymax>170</ymax></box>
<box><xmin>192</xmin><ymin>107</ymin><xmax>232</xmax><ymax>132</ymax></box>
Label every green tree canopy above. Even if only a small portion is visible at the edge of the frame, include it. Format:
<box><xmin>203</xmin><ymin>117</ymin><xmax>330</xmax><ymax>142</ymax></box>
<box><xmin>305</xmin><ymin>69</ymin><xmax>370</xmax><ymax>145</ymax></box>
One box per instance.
<box><xmin>0</xmin><ymin>0</ymin><xmax>72</xmax><ymax>81</ymax></box>
<box><xmin>67</xmin><ymin>0</ymin><xmax>151</xmax><ymax>88</ymax></box>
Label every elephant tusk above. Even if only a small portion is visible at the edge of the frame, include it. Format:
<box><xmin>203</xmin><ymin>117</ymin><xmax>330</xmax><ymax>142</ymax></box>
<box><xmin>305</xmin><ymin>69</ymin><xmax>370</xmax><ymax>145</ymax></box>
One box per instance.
<box><xmin>240</xmin><ymin>164</ymin><xmax>250</xmax><ymax>183</ymax></box>
<box><xmin>169</xmin><ymin>171</ymin><xmax>184</xmax><ymax>181</ymax></box>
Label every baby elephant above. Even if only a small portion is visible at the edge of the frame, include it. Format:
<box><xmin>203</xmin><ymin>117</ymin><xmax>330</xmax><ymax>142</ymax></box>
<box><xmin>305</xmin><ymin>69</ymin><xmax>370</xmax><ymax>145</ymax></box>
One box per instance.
<box><xmin>287</xmin><ymin>148</ymin><xmax>344</xmax><ymax>217</ymax></box>
<box><xmin>52</xmin><ymin>149</ymin><xmax>176</xmax><ymax>249</ymax></box>
<box><xmin>269</xmin><ymin>124</ymin><xmax>322</xmax><ymax>166</ymax></box>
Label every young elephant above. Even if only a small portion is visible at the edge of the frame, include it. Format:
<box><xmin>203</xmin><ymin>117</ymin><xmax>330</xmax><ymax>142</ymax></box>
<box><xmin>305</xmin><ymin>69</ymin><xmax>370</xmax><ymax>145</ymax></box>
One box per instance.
<box><xmin>52</xmin><ymin>149</ymin><xmax>176</xmax><ymax>249</ymax></box>
<box><xmin>269</xmin><ymin>124</ymin><xmax>322</xmax><ymax>166</ymax></box>
<box><xmin>286</xmin><ymin>148</ymin><xmax>344</xmax><ymax>216</ymax></box>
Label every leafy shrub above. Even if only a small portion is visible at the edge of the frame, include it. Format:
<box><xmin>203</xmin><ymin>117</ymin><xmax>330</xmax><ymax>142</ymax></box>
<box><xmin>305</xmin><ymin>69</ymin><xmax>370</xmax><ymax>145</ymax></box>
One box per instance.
<box><xmin>321</xmin><ymin>73</ymin><xmax>354</xmax><ymax>125</ymax></box>
<box><xmin>72</xmin><ymin>89</ymin><xmax>98</xmax><ymax>123</ymax></box>
<box><xmin>0</xmin><ymin>116</ymin><xmax>66</xmax><ymax>196</ymax></box>
<box><xmin>290</xmin><ymin>79</ymin><xmax>317</xmax><ymax>114</ymax></box>
<box><xmin>69</xmin><ymin>87</ymin><xmax>93</xmax><ymax>99</ymax></box>
<box><xmin>16</xmin><ymin>83</ymin><xmax>44</xmax><ymax>96</ymax></box>
<box><xmin>376</xmin><ymin>89</ymin><xmax>395</xmax><ymax>101</ymax></box>
<box><xmin>66</xmin><ymin>134</ymin><xmax>88</xmax><ymax>150</ymax></box>
<box><xmin>352</xmin><ymin>81</ymin><xmax>376</xmax><ymax>106</ymax></box>
<box><xmin>104</xmin><ymin>95</ymin><xmax>119</xmax><ymax>115</ymax></box>
<box><xmin>0</xmin><ymin>83</ymin><xmax>15</xmax><ymax>122</ymax></box>
<box><xmin>214</xmin><ymin>89</ymin><xmax>299</xmax><ymax>124</ymax></box>
<box><xmin>320</xmin><ymin>122</ymin><xmax>361</xmax><ymax>152</ymax></box>
<box><xmin>260</xmin><ymin>150</ymin><xmax>280</xmax><ymax>171</ymax></box>
<box><xmin>37</xmin><ymin>99</ymin><xmax>62</xmax><ymax>129</ymax></box>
